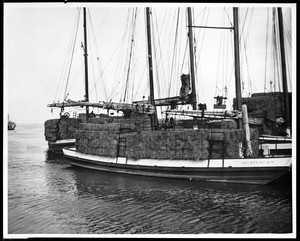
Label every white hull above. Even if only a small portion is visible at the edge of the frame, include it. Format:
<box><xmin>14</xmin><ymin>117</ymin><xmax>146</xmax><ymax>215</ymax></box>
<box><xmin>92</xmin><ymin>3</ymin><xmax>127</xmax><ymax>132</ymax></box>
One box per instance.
<box><xmin>63</xmin><ymin>147</ymin><xmax>292</xmax><ymax>185</ymax></box>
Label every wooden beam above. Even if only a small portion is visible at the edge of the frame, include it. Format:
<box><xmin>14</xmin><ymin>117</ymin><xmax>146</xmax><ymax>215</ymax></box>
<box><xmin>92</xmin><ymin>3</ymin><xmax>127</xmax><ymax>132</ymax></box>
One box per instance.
<box><xmin>133</xmin><ymin>95</ymin><xmax>193</xmax><ymax>107</ymax></box>
<box><xmin>47</xmin><ymin>99</ymin><xmax>156</xmax><ymax>114</ymax></box>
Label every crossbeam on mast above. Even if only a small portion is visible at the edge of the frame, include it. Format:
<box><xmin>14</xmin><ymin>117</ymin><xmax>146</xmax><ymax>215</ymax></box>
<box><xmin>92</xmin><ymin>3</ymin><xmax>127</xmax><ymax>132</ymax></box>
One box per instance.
<box><xmin>188</xmin><ymin>25</ymin><xmax>233</xmax><ymax>30</ymax></box>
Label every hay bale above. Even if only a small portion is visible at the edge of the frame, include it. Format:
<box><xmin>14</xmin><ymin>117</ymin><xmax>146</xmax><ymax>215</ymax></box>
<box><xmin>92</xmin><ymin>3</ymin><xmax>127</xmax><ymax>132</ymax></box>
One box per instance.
<box><xmin>220</xmin><ymin>119</ymin><xmax>237</xmax><ymax>129</ymax></box>
<box><xmin>79</xmin><ymin>123</ymin><xmax>136</xmax><ymax>132</ymax></box>
<box><xmin>211</xmin><ymin>132</ymin><xmax>225</xmax><ymax>141</ymax></box>
<box><xmin>44</xmin><ymin>118</ymin><xmax>60</xmax><ymax>141</ymax></box>
<box><xmin>44</xmin><ymin>119</ymin><xmax>59</xmax><ymax>127</ymax></box>
<box><xmin>87</xmin><ymin>117</ymin><xmax>106</xmax><ymax>125</ymax></box>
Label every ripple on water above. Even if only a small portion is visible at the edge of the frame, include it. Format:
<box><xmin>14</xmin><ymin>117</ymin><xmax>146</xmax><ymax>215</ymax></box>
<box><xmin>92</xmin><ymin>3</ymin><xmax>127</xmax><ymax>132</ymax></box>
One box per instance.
<box><xmin>7</xmin><ymin>125</ymin><xmax>293</xmax><ymax>234</ymax></box>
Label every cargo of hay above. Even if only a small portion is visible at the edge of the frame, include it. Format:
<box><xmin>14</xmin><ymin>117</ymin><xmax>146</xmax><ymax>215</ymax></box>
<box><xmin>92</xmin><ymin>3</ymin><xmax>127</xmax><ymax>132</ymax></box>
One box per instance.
<box><xmin>75</xmin><ymin>122</ymin><xmax>259</xmax><ymax>160</ymax></box>
<box><xmin>86</xmin><ymin>113</ymin><xmax>152</xmax><ymax>131</ymax></box>
<box><xmin>44</xmin><ymin>117</ymin><xmax>83</xmax><ymax>142</ymax></box>
<box><xmin>121</xmin><ymin>129</ymin><xmax>243</xmax><ymax>160</ymax></box>
<box><xmin>75</xmin><ymin>125</ymin><xmax>119</xmax><ymax>157</ymax></box>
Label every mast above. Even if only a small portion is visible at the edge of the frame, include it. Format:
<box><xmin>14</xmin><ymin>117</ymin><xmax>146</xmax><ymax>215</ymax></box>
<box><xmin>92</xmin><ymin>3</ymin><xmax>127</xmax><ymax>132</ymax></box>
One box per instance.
<box><xmin>277</xmin><ymin>7</ymin><xmax>291</xmax><ymax>132</ymax></box>
<box><xmin>187</xmin><ymin>7</ymin><xmax>197</xmax><ymax>110</ymax></box>
<box><xmin>233</xmin><ymin>7</ymin><xmax>242</xmax><ymax>129</ymax></box>
<box><xmin>83</xmin><ymin>7</ymin><xmax>89</xmax><ymax>119</ymax></box>
<box><xmin>146</xmin><ymin>7</ymin><xmax>158</xmax><ymax>130</ymax></box>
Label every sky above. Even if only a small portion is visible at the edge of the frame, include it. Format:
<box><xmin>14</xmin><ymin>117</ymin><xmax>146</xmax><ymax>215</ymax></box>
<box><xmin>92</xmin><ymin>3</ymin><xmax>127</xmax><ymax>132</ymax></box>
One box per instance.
<box><xmin>4</xmin><ymin>2</ymin><xmax>296</xmax><ymax>124</ymax></box>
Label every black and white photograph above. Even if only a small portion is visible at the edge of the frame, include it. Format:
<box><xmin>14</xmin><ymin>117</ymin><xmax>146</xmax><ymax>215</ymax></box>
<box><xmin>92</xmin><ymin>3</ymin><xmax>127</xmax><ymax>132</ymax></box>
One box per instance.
<box><xmin>4</xmin><ymin>1</ymin><xmax>296</xmax><ymax>238</ymax></box>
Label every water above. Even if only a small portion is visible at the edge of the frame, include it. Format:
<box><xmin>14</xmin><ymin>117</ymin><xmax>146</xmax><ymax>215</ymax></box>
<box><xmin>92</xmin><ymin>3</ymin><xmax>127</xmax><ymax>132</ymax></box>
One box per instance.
<box><xmin>6</xmin><ymin>123</ymin><xmax>293</xmax><ymax>236</ymax></box>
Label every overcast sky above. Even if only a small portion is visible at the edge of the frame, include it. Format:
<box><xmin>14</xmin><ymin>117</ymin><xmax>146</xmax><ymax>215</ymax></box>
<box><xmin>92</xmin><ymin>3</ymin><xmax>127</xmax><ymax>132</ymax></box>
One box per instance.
<box><xmin>4</xmin><ymin>2</ymin><xmax>296</xmax><ymax>124</ymax></box>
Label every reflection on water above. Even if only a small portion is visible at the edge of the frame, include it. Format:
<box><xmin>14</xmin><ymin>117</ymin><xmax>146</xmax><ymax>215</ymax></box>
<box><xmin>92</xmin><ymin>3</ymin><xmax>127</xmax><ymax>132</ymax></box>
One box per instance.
<box><xmin>7</xmin><ymin>124</ymin><xmax>293</xmax><ymax>235</ymax></box>
<box><xmin>61</xmin><ymin>167</ymin><xmax>292</xmax><ymax>234</ymax></box>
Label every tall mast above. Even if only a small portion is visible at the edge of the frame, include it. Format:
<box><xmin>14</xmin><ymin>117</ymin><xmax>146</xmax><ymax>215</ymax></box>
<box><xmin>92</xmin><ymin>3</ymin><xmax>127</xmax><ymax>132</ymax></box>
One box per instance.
<box><xmin>277</xmin><ymin>7</ymin><xmax>291</xmax><ymax>131</ymax></box>
<box><xmin>233</xmin><ymin>7</ymin><xmax>242</xmax><ymax>129</ymax></box>
<box><xmin>146</xmin><ymin>7</ymin><xmax>158</xmax><ymax>130</ymax></box>
<box><xmin>83</xmin><ymin>7</ymin><xmax>89</xmax><ymax>119</ymax></box>
<box><xmin>187</xmin><ymin>7</ymin><xmax>197</xmax><ymax>110</ymax></box>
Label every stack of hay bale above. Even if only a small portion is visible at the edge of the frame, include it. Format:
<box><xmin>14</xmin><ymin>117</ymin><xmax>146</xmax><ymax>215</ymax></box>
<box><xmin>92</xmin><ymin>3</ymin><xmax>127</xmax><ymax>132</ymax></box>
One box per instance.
<box><xmin>124</xmin><ymin>129</ymin><xmax>258</xmax><ymax>160</ymax></box>
<box><xmin>44</xmin><ymin>119</ymin><xmax>60</xmax><ymax>142</ymax></box>
<box><xmin>123</xmin><ymin>129</ymin><xmax>212</xmax><ymax>160</ymax></box>
<box><xmin>44</xmin><ymin>116</ymin><xmax>83</xmax><ymax>142</ymax></box>
<box><xmin>75</xmin><ymin>120</ymin><xmax>259</xmax><ymax>160</ymax></box>
<box><xmin>233</xmin><ymin>92</ymin><xmax>291</xmax><ymax>135</ymax></box>
<box><xmin>75</xmin><ymin>123</ymin><xmax>136</xmax><ymax>157</ymax></box>
<box><xmin>87</xmin><ymin>113</ymin><xmax>152</xmax><ymax>132</ymax></box>
<box><xmin>234</xmin><ymin>92</ymin><xmax>291</xmax><ymax>119</ymax></box>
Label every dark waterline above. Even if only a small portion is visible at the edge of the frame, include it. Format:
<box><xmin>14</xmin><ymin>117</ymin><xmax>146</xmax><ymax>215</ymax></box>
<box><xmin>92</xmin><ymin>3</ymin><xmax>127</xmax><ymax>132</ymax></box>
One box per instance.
<box><xmin>6</xmin><ymin>123</ymin><xmax>293</xmax><ymax>235</ymax></box>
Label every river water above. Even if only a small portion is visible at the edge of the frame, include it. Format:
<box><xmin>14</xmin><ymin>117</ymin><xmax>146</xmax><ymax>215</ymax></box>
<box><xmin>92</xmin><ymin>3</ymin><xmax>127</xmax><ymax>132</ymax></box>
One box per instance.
<box><xmin>5</xmin><ymin>123</ymin><xmax>294</xmax><ymax>237</ymax></box>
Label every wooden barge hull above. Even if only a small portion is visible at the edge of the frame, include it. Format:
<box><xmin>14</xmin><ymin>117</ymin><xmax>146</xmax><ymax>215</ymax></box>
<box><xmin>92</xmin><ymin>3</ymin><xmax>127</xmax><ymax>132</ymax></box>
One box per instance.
<box><xmin>63</xmin><ymin>147</ymin><xmax>291</xmax><ymax>185</ymax></box>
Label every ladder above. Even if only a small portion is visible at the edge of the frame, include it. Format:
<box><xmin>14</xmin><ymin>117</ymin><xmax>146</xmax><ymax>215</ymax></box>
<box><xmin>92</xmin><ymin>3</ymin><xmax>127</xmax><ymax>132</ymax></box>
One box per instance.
<box><xmin>116</xmin><ymin>137</ymin><xmax>127</xmax><ymax>157</ymax></box>
<box><xmin>208</xmin><ymin>131</ymin><xmax>228</xmax><ymax>163</ymax></box>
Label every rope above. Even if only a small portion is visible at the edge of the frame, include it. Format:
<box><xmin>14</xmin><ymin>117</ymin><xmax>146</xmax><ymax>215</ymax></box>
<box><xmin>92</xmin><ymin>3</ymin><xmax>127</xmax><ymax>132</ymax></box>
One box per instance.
<box><xmin>153</xmin><ymin>10</ymin><xmax>168</xmax><ymax>98</ymax></box>
<box><xmin>123</xmin><ymin>8</ymin><xmax>137</xmax><ymax>103</ymax></box>
<box><xmin>53</xmin><ymin>8</ymin><xmax>81</xmax><ymax>103</ymax></box>
<box><xmin>87</xmin><ymin>9</ymin><xmax>108</xmax><ymax>101</ymax></box>
<box><xmin>180</xmin><ymin>38</ymin><xmax>189</xmax><ymax>75</ymax></box>
<box><xmin>151</xmin><ymin>14</ymin><xmax>162</xmax><ymax>99</ymax></box>
<box><xmin>109</xmin><ymin>8</ymin><xmax>132</xmax><ymax>101</ymax></box>
<box><xmin>168</xmin><ymin>8</ymin><xmax>180</xmax><ymax>98</ymax></box>
<box><xmin>195</xmin><ymin>8</ymin><xmax>209</xmax><ymax>103</ymax></box>
<box><xmin>264</xmin><ymin>8</ymin><xmax>270</xmax><ymax>92</ymax></box>
<box><xmin>240</xmin><ymin>8</ymin><xmax>254</xmax><ymax>96</ymax></box>
<box><xmin>86</xmin><ymin>20</ymin><xmax>99</xmax><ymax>103</ymax></box>
<box><xmin>63</xmin><ymin>9</ymin><xmax>81</xmax><ymax>102</ymax></box>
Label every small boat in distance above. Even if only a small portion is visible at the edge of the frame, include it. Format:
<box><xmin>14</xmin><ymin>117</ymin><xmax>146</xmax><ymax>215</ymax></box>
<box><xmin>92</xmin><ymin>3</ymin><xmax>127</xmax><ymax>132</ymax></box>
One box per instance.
<box><xmin>8</xmin><ymin>115</ymin><xmax>16</xmax><ymax>130</ymax></box>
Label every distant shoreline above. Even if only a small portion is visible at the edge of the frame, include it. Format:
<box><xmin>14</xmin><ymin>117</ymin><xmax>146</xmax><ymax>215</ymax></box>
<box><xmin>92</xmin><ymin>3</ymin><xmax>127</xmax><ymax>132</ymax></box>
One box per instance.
<box><xmin>8</xmin><ymin>122</ymin><xmax>44</xmax><ymax>125</ymax></box>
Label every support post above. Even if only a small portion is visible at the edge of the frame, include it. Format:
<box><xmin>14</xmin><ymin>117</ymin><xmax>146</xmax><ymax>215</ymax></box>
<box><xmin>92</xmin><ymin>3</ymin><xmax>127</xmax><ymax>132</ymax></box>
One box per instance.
<box><xmin>242</xmin><ymin>104</ymin><xmax>253</xmax><ymax>157</ymax></box>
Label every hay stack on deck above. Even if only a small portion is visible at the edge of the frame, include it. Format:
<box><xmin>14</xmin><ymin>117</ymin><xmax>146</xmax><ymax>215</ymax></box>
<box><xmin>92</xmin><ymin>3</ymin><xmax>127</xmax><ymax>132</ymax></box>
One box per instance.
<box><xmin>44</xmin><ymin>115</ymin><xmax>83</xmax><ymax>142</ymax></box>
<box><xmin>233</xmin><ymin>92</ymin><xmax>292</xmax><ymax>136</ymax></box>
<box><xmin>74</xmin><ymin>115</ymin><xmax>259</xmax><ymax>160</ymax></box>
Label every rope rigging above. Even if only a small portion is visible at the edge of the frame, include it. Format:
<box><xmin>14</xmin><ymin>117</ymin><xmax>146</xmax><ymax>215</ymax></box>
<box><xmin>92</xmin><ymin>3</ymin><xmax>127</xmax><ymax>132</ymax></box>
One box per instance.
<box><xmin>109</xmin><ymin>8</ymin><xmax>132</xmax><ymax>102</ymax></box>
<box><xmin>240</xmin><ymin>8</ymin><xmax>255</xmax><ymax>96</ymax></box>
<box><xmin>213</xmin><ymin>8</ymin><xmax>233</xmax><ymax>101</ymax></box>
<box><xmin>152</xmin><ymin>9</ymin><xmax>168</xmax><ymax>99</ymax></box>
<box><xmin>195</xmin><ymin>8</ymin><xmax>210</xmax><ymax>104</ymax></box>
<box><xmin>123</xmin><ymin>8</ymin><xmax>138</xmax><ymax>103</ymax></box>
<box><xmin>264</xmin><ymin>8</ymin><xmax>270</xmax><ymax>92</ymax></box>
<box><xmin>86</xmin><ymin>23</ymin><xmax>99</xmax><ymax>103</ymax></box>
<box><xmin>151</xmin><ymin>13</ymin><xmax>162</xmax><ymax>100</ymax></box>
<box><xmin>86</xmin><ymin>8</ymin><xmax>108</xmax><ymax>102</ymax></box>
<box><xmin>168</xmin><ymin>8</ymin><xmax>181</xmax><ymax>99</ymax></box>
<box><xmin>53</xmin><ymin>8</ymin><xmax>81</xmax><ymax>103</ymax></box>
